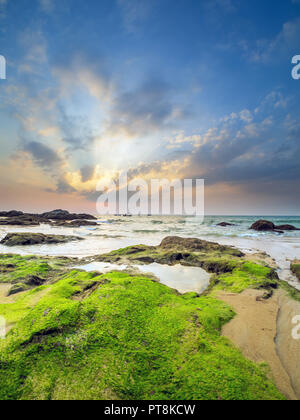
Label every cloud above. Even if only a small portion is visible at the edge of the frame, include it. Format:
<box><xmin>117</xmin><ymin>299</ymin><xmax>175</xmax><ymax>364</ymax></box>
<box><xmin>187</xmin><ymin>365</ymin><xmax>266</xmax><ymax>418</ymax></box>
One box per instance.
<box><xmin>80</xmin><ymin>165</ymin><xmax>95</xmax><ymax>182</ymax></box>
<box><xmin>22</xmin><ymin>141</ymin><xmax>62</xmax><ymax>169</ymax></box>
<box><xmin>250</xmin><ymin>17</ymin><xmax>300</xmax><ymax>63</ymax></box>
<box><xmin>108</xmin><ymin>78</ymin><xmax>191</xmax><ymax>138</ymax></box>
<box><xmin>39</xmin><ymin>0</ymin><xmax>54</xmax><ymax>14</ymax></box>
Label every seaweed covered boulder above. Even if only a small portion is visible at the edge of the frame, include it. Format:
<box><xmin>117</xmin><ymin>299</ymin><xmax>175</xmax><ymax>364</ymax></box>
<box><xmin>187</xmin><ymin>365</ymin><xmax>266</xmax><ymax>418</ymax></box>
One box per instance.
<box><xmin>160</xmin><ymin>236</ymin><xmax>243</xmax><ymax>255</ymax></box>
<box><xmin>97</xmin><ymin>236</ymin><xmax>245</xmax><ymax>274</ymax></box>
<box><xmin>0</xmin><ymin>233</ymin><xmax>84</xmax><ymax>246</ymax></box>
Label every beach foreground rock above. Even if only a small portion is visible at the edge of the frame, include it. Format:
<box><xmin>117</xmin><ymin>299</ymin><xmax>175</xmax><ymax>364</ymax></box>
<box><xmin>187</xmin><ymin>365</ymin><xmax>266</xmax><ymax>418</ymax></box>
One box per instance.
<box><xmin>0</xmin><ymin>233</ymin><xmax>84</xmax><ymax>246</ymax></box>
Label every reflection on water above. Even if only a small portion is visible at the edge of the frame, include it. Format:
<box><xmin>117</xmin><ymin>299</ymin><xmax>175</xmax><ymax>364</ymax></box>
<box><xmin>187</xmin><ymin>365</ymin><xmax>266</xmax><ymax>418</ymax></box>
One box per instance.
<box><xmin>73</xmin><ymin>261</ymin><xmax>210</xmax><ymax>295</ymax></box>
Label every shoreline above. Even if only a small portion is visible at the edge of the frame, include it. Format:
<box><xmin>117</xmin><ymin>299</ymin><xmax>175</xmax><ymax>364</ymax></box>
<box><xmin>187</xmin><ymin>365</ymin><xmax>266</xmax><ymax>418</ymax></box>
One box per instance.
<box><xmin>0</xmin><ymin>235</ymin><xmax>299</xmax><ymax>400</ymax></box>
<box><xmin>218</xmin><ymin>288</ymin><xmax>300</xmax><ymax>400</ymax></box>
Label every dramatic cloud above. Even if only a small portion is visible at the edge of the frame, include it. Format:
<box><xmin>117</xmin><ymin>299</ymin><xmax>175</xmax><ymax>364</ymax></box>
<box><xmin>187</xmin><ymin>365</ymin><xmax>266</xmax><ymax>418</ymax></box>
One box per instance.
<box><xmin>23</xmin><ymin>141</ymin><xmax>62</xmax><ymax>169</ymax></box>
<box><xmin>108</xmin><ymin>79</ymin><xmax>191</xmax><ymax>138</ymax></box>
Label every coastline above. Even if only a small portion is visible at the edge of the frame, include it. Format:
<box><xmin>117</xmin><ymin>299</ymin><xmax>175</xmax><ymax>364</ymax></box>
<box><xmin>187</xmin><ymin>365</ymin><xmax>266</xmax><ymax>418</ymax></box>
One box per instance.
<box><xmin>0</xmin><ymin>213</ymin><xmax>299</xmax><ymax>400</ymax></box>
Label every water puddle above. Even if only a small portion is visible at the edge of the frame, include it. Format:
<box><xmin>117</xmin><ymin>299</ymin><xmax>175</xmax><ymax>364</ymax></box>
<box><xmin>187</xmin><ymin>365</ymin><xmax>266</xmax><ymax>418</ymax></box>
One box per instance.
<box><xmin>73</xmin><ymin>261</ymin><xmax>210</xmax><ymax>295</ymax></box>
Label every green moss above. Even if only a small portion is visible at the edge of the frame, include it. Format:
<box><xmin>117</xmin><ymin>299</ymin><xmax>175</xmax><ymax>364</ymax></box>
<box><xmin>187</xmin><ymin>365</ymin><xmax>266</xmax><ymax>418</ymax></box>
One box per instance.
<box><xmin>208</xmin><ymin>262</ymin><xmax>278</xmax><ymax>294</ymax></box>
<box><xmin>0</xmin><ymin>262</ymin><xmax>284</xmax><ymax>400</ymax></box>
<box><xmin>291</xmin><ymin>262</ymin><xmax>300</xmax><ymax>281</ymax></box>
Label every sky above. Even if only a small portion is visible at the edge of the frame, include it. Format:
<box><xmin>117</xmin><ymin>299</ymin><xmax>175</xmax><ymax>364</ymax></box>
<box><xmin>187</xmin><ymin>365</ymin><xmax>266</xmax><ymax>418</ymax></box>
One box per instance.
<box><xmin>0</xmin><ymin>0</ymin><xmax>299</xmax><ymax>215</ymax></box>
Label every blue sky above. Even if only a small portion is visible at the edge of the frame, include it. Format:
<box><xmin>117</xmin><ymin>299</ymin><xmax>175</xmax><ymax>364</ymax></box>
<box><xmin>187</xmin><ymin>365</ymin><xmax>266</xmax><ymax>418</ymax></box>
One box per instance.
<box><xmin>0</xmin><ymin>0</ymin><xmax>299</xmax><ymax>214</ymax></box>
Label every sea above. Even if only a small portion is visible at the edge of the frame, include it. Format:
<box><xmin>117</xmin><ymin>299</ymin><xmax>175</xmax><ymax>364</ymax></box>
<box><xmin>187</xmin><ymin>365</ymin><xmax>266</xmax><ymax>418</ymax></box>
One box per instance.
<box><xmin>0</xmin><ymin>215</ymin><xmax>299</xmax><ymax>289</ymax></box>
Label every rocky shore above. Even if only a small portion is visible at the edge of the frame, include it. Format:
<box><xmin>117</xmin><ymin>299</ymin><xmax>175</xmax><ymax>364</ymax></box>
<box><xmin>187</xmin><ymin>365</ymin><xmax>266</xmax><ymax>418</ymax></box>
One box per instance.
<box><xmin>0</xmin><ymin>235</ymin><xmax>299</xmax><ymax>400</ymax></box>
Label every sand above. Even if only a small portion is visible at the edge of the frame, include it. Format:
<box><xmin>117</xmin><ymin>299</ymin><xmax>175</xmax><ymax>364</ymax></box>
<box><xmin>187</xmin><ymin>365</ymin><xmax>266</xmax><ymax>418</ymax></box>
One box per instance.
<box><xmin>218</xmin><ymin>289</ymin><xmax>300</xmax><ymax>400</ymax></box>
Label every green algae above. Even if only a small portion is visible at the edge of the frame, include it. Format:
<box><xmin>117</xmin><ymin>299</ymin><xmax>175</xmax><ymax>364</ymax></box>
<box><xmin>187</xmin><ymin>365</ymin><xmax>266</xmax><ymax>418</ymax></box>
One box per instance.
<box><xmin>291</xmin><ymin>262</ymin><xmax>300</xmax><ymax>281</ymax></box>
<box><xmin>0</xmin><ymin>253</ymin><xmax>285</xmax><ymax>400</ymax></box>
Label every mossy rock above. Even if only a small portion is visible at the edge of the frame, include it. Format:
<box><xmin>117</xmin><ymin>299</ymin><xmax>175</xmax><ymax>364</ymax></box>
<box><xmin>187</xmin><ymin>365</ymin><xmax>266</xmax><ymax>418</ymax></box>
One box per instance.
<box><xmin>8</xmin><ymin>283</ymin><xmax>30</xmax><ymax>296</ymax></box>
<box><xmin>0</xmin><ymin>233</ymin><xmax>84</xmax><ymax>247</ymax></box>
<box><xmin>0</xmin><ymin>267</ymin><xmax>284</xmax><ymax>400</ymax></box>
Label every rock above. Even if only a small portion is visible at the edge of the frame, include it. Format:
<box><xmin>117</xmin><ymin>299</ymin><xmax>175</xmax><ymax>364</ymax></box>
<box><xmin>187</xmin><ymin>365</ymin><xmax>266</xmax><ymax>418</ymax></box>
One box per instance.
<box><xmin>250</xmin><ymin>220</ymin><xmax>299</xmax><ymax>233</ymax></box>
<box><xmin>25</xmin><ymin>275</ymin><xmax>46</xmax><ymax>286</ymax></box>
<box><xmin>0</xmin><ymin>217</ymin><xmax>40</xmax><ymax>226</ymax></box>
<box><xmin>250</xmin><ymin>220</ymin><xmax>275</xmax><ymax>231</ymax></box>
<box><xmin>217</xmin><ymin>222</ymin><xmax>236</xmax><ymax>227</ymax></box>
<box><xmin>160</xmin><ymin>236</ymin><xmax>243</xmax><ymax>256</ymax></box>
<box><xmin>41</xmin><ymin>209</ymin><xmax>96</xmax><ymax>220</ymax></box>
<box><xmin>0</xmin><ymin>233</ymin><xmax>84</xmax><ymax>246</ymax></box>
<box><xmin>275</xmin><ymin>224</ymin><xmax>299</xmax><ymax>231</ymax></box>
<box><xmin>51</xmin><ymin>220</ymin><xmax>98</xmax><ymax>227</ymax></box>
<box><xmin>0</xmin><ymin>210</ymin><xmax>24</xmax><ymax>217</ymax></box>
<box><xmin>8</xmin><ymin>283</ymin><xmax>29</xmax><ymax>296</ymax></box>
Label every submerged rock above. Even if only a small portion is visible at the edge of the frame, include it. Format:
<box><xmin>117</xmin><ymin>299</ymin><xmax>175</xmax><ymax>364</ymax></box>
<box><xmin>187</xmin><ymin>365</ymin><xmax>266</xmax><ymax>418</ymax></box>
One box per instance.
<box><xmin>0</xmin><ymin>233</ymin><xmax>84</xmax><ymax>246</ymax></box>
<box><xmin>51</xmin><ymin>219</ymin><xmax>98</xmax><ymax>227</ymax></box>
<box><xmin>217</xmin><ymin>222</ymin><xmax>236</xmax><ymax>227</ymax></box>
<box><xmin>275</xmin><ymin>224</ymin><xmax>299</xmax><ymax>231</ymax></box>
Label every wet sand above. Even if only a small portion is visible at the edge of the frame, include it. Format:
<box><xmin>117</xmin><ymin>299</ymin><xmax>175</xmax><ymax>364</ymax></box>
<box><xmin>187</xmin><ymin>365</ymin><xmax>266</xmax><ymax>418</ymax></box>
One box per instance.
<box><xmin>218</xmin><ymin>289</ymin><xmax>300</xmax><ymax>400</ymax></box>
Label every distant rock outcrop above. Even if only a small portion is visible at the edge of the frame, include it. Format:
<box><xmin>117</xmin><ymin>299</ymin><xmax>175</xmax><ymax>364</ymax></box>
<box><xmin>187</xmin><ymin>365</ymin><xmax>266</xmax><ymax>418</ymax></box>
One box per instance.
<box><xmin>0</xmin><ymin>209</ymin><xmax>97</xmax><ymax>226</ymax></box>
<box><xmin>217</xmin><ymin>222</ymin><xmax>236</xmax><ymax>227</ymax></box>
<box><xmin>0</xmin><ymin>210</ymin><xmax>24</xmax><ymax>217</ymax></box>
<box><xmin>250</xmin><ymin>220</ymin><xmax>299</xmax><ymax>233</ymax></box>
<box><xmin>41</xmin><ymin>209</ymin><xmax>96</xmax><ymax>220</ymax></box>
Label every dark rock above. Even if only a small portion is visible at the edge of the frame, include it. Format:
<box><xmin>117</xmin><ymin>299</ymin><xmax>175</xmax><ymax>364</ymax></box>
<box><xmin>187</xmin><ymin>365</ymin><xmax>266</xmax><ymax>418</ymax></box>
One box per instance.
<box><xmin>250</xmin><ymin>220</ymin><xmax>275</xmax><ymax>231</ymax></box>
<box><xmin>25</xmin><ymin>276</ymin><xmax>46</xmax><ymax>286</ymax></box>
<box><xmin>0</xmin><ymin>217</ymin><xmax>40</xmax><ymax>226</ymax></box>
<box><xmin>0</xmin><ymin>210</ymin><xmax>24</xmax><ymax>217</ymax></box>
<box><xmin>41</xmin><ymin>209</ymin><xmax>96</xmax><ymax>220</ymax></box>
<box><xmin>51</xmin><ymin>220</ymin><xmax>98</xmax><ymax>227</ymax></box>
<box><xmin>133</xmin><ymin>256</ymin><xmax>155</xmax><ymax>264</ymax></box>
<box><xmin>0</xmin><ymin>233</ymin><xmax>84</xmax><ymax>246</ymax></box>
<box><xmin>250</xmin><ymin>219</ymin><xmax>299</xmax><ymax>233</ymax></box>
<box><xmin>217</xmin><ymin>222</ymin><xmax>236</xmax><ymax>227</ymax></box>
<box><xmin>275</xmin><ymin>224</ymin><xmax>300</xmax><ymax>231</ymax></box>
<box><xmin>8</xmin><ymin>283</ymin><xmax>28</xmax><ymax>296</ymax></box>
